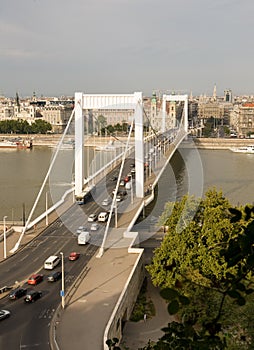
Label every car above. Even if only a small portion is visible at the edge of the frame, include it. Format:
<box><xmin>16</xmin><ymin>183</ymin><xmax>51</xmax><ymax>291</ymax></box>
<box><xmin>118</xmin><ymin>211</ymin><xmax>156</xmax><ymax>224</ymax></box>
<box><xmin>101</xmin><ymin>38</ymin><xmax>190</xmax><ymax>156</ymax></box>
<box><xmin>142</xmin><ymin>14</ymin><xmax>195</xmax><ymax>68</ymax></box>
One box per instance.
<box><xmin>88</xmin><ymin>213</ymin><xmax>98</xmax><ymax>222</ymax></box>
<box><xmin>98</xmin><ymin>212</ymin><xmax>109</xmax><ymax>222</ymax></box>
<box><xmin>0</xmin><ymin>310</ymin><xmax>11</xmax><ymax>320</ymax></box>
<box><xmin>102</xmin><ymin>198</ymin><xmax>111</xmax><ymax>206</ymax></box>
<box><xmin>69</xmin><ymin>252</ymin><xmax>80</xmax><ymax>261</ymax></box>
<box><xmin>47</xmin><ymin>271</ymin><xmax>62</xmax><ymax>282</ymax></box>
<box><xmin>130</xmin><ymin>163</ymin><xmax>135</xmax><ymax>168</ymax></box>
<box><xmin>116</xmin><ymin>190</ymin><xmax>127</xmax><ymax>202</ymax></box>
<box><xmin>124</xmin><ymin>175</ymin><xmax>131</xmax><ymax>182</ymax></box>
<box><xmin>27</xmin><ymin>274</ymin><xmax>43</xmax><ymax>285</ymax></box>
<box><xmin>24</xmin><ymin>290</ymin><xmax>42</xmax><ymax>303</ymax></box>
<box><xmin>9</xmin><ymin>287</ymin><xmax>27</xmax><ymax>300</ymax></box>
<box><xmin>110</xmin><ymin>176</ymin><xmax>117</xmax><ymax>182</ymax></box>
<box><xmin>119</xmin><ymin>179</ymin><xmax>125</xmax><ymax>186</ymax></box>
<box><xmin>90</xmin><ymin>223</ymin><xmax>99</xmax><ymax>231</ymax></box>
<box><xmin>76</xmin><ymin>226</ymin><xmax>88</xmax><ymax>235</ymax></box>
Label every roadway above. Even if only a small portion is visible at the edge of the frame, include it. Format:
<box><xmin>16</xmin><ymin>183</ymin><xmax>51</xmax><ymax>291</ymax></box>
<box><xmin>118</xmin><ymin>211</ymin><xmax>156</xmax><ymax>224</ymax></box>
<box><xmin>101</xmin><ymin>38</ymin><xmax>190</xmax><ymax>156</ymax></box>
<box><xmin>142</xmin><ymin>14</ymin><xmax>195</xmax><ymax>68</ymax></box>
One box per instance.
<box><xmin>0</xmin><ymin>130</ymin><xmax>181</xmax><ymax>349</ymax></box>
<box><xmin>0</xmin><ymin>156</ymin><xmax>139</xmax><ymax>349</ymax></box>
<box><xmin>0</xmin><ymin>204</ymin><xmax>99</xmax><ymax>349</ymax></box>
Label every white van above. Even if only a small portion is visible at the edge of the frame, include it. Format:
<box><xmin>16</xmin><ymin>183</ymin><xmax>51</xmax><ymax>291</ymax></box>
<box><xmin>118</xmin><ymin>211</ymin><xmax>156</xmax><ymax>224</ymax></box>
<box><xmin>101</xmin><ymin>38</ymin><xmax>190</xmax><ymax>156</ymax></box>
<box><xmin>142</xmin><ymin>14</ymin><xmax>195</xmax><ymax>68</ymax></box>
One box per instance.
<box><xmin>98</xmin><ymin>212</ymin><xmax>109</xmax><ymax>222</ymax></box>
<box><xmin>44</xmin><ymin>255</ymin><xmax>60</xmax><ymax>270</ymax></box>
<box><xmin>125</xmin><ymin>181</ymin><xmax>132</xmax><ymax>190</ymax></box>
<box><xmin>78</xmin><ymin>231</ymin><xmax>91</xmax><ymax>245</ymax></box>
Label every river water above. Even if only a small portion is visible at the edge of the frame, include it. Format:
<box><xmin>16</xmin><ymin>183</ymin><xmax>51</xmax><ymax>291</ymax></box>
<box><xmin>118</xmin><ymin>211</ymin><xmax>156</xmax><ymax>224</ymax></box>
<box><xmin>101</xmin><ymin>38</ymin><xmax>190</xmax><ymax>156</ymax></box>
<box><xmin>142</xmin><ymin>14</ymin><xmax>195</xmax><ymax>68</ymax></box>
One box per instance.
<box><xmin>0</xmin><ymin>144</ymin><xmax>253</xmax><ymax>223</ymax></box>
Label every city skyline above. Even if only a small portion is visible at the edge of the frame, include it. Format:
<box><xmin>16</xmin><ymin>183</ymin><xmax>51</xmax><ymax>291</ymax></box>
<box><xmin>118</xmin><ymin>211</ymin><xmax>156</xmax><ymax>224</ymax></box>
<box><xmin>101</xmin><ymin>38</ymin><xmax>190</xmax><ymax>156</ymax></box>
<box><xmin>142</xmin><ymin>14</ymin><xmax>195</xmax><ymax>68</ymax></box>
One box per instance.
<box><xmin>1</xmin><ymin>0</ymin><xmax>254</xmax><ymax>98</ymax></box>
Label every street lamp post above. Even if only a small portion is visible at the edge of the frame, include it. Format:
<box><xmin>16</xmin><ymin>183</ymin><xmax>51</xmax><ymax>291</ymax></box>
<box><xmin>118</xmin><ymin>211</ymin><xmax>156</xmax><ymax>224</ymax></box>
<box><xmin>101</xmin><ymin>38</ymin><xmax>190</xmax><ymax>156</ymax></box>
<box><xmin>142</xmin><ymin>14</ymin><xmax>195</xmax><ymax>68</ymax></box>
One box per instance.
<box><xmin>3</xmin><ymin>216</ymin><xmax>7</xmax><ymax>259</ymax></box>
<box><xmin>60</xmin><ymin>252</ymin><xmax>65</xmax><ymax>309</ymax></box>
<box><xmin>115</xmin><ymin>203</ymin><xmax>118</xmax><ymax>228</ymax></box>
<box><xmin>130</xmin><ymin>174</ymin><xmax>134</xmax><ymax>204</ymax></box>
<box><xmin>46</xmin><ymin>191</ymin><xmax>49</xmax><ymax>226</ymax></box>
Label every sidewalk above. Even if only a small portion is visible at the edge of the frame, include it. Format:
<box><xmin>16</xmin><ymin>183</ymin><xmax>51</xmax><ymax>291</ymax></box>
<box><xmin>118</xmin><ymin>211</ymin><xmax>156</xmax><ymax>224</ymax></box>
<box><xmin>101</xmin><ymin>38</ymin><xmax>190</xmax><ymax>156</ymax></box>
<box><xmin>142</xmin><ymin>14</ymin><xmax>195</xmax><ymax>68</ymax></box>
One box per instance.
<box><xmin>120</xmin><ymin>274</ymin><xmax>173</xmax><ymax>349</ymax></box>
<box><xmin>54</xmin><ymin>243</ymin><xmax>140</xmax><ymax>350</ymax></box>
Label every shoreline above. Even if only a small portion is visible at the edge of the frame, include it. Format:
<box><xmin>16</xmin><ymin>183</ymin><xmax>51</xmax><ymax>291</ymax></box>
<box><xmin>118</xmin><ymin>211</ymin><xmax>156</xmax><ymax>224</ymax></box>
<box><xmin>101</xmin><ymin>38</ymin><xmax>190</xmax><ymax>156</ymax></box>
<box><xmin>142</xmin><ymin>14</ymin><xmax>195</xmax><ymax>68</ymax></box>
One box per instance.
<box><xmin>1</xmin><ymin>134</ymin><xmax>254</xmax><ymax>149</ymax></box>
<box><xmin>192</xmin><ymin>137</ymin><xmax>254</xmax><ymax>149</ymax></box>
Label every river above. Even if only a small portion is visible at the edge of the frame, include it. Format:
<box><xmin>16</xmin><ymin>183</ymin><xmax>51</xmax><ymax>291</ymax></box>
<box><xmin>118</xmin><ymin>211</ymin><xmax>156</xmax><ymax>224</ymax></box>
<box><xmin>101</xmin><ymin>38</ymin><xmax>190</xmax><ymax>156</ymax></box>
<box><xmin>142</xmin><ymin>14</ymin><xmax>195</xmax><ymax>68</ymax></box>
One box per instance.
<box><xmin>0</xmin><ymin>144</ymin><xmax>253</xmax><ymax>224</ymax></box>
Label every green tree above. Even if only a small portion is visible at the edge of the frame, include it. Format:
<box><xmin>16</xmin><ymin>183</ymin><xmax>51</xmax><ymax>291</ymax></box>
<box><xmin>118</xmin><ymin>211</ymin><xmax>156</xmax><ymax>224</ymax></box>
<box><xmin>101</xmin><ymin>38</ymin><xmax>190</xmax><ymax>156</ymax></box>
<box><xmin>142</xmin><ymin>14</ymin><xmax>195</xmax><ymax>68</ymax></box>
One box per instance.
<box><xmin>30</xmin><ymin>119</ymin><xmax>52</xmax><ymax>134</ymax></box>
<box><xmin>145</xmin><ymin>189</ymin><xmax>254</xmax><ymax>349</ymax></box>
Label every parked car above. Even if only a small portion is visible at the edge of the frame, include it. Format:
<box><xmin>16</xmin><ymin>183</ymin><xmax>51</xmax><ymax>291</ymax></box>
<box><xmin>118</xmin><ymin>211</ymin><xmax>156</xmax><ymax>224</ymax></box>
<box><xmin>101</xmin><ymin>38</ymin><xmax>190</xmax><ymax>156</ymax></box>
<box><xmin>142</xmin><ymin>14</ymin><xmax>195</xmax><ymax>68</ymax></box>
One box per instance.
<box><xmin>24</xmin><ymin>290</ymin><xmax>42</xmax><ymax>303</ymax></box>
<box><xmin>0</xmin><ymin>310</ymin><xmax>11</xmax><ymax>320</ymax></box>
<box><xmin>91</xmin><ymin>223</ymin><xmax>99</xmax><ymax>231</ymax></box>
<box><xmin>47</xmin><ymin>271</ymin><xmax>62</xmax><ymax>282</ymax></box>
<box><xmin>27</xmin><ymin>274</ymin><xmax>43</xmax><ymax>285</ymax></box>
<box><xmin>9</xmin><ymin>287</ymin><xmax>27</xmax><ymax>300</ymax></box>
<box><xmin>88</xmin><ymin>213</ymin><xmax>98</xmax><ymax>222</ymax></box>
<box><xmin>69</xmin><ymin>252</ymin><xmax>80</xmax><ymax>261</ymax></box>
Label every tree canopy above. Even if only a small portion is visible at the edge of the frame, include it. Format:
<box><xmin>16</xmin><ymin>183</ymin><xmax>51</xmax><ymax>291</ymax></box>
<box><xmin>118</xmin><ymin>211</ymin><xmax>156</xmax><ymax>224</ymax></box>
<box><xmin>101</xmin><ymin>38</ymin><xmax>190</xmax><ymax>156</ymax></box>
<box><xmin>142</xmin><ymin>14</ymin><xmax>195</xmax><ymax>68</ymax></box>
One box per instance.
<box><xmin>0</xmin><ymin>119</ymin><xmax>52</xmax><ymax>134</ymax></box>
<box><xmin>145</xmin><ymin>188</ymin><xmax>254</xmax><ymax>349</ymax></box>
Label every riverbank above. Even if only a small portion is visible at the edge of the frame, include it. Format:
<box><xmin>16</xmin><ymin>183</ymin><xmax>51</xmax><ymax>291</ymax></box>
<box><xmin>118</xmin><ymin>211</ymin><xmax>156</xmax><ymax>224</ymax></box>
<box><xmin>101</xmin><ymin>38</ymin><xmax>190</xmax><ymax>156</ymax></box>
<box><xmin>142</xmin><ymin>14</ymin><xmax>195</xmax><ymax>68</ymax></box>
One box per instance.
<box><xmin>193</xmin><ymin>137</ymin><xmax>254</xmax><ymax>149</ymax></box>
<box><xmin>0</xmin><ymin>134</ymin><xmax>128</xmax><ymax>147</ymax></box>
<box><xmin>1</xmin><ymin>134</ymin><xmax>254</xmax><ymax>149</ymax></box>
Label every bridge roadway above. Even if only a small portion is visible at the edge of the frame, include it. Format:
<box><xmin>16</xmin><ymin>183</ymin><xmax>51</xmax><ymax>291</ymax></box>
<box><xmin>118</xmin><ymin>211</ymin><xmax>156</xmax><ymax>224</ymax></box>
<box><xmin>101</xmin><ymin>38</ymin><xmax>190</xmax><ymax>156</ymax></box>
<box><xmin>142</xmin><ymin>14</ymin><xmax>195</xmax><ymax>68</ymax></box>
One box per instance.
<box><xmin>0</xmin><ymin>130</ymin><xmax>187</xmax><ymax>349</ymax></box>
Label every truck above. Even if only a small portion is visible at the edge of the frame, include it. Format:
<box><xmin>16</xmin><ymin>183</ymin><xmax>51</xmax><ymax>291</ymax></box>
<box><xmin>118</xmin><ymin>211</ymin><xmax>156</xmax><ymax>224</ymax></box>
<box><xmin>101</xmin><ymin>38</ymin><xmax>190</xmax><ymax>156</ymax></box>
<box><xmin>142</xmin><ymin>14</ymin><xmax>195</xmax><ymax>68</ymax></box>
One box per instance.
<box><xmin>78</xmin><ymin>231</ymin><xmax>91</xmax><ymax>245</ymax></box>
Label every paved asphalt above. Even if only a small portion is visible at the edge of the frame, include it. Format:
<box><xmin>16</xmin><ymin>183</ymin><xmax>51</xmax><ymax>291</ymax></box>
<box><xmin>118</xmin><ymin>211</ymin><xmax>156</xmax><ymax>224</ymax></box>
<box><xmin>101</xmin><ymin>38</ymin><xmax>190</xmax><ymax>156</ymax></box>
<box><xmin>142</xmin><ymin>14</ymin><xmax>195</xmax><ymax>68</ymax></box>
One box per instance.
<box><xmin>0</xmin><ymin>222</ymin><xmax>173</xmax><ymax>350</ymax></box>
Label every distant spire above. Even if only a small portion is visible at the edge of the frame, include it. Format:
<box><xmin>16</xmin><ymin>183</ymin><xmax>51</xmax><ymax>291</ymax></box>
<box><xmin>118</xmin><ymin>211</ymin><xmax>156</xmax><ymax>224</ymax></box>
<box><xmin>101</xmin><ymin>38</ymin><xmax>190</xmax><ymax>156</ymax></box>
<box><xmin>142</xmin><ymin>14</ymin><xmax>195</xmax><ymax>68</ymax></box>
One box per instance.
<box><xmin>16</xmin><ymin>92</ymin><xmax>20</xmax><ymax>112</ymax></box>
<box><xmin>213</xmin><ymin>84</ymin><xmax>217</xmax><ymax>101</ymax></box>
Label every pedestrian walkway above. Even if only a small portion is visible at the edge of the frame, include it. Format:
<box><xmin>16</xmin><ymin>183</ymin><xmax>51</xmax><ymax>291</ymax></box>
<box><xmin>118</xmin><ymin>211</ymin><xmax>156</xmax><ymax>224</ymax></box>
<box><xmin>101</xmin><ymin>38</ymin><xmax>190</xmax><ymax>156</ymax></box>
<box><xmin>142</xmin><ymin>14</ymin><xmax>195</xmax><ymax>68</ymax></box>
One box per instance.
<box><xmin>54</xmin><ymin>243</ymin><xmax>141</xmax><ymax>350</ymax></box>
<box><xmin>121</xmin><ymin>275</ymin><xmax>174</xmax><ymax>349</ymax></box>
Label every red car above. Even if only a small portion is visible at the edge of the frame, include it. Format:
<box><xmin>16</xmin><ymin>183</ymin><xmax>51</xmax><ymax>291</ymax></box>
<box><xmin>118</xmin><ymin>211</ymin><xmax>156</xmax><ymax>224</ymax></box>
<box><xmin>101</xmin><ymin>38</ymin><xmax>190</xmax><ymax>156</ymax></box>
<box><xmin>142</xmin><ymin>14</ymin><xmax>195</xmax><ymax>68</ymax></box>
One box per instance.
<box><xmin>27</xmin><ymin>274</ymin><xmax>43</xmax><ymax>285</ymax></box>
<box><xmin>69</xmin><ymin>252</ymin><xmax>80</xmax><ymax>261</ymax></box>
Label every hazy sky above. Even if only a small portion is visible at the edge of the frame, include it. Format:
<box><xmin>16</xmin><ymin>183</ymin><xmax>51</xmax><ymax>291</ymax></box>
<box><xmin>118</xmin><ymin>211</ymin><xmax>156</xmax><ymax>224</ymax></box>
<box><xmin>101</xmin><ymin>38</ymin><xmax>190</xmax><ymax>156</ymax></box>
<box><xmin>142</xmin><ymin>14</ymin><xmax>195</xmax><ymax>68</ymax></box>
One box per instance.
<box><xmin>1</xmin><ymin>0</ymin><xmax>253</xmax><ymax>97</ymax></box>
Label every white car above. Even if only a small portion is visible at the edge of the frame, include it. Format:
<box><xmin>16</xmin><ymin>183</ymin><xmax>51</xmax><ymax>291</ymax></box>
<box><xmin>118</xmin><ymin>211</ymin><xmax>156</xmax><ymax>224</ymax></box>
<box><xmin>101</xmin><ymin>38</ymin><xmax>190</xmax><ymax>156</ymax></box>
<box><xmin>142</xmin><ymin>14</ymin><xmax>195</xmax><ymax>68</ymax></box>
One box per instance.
<box><xmin>0</xmin><ymin>309</ymin><xmax>11</xmax><ymax>321</ymax></box>
<box><xmin>76</xmin><ymin>226</ymin><xmax>87</xmax><ymax>235</ymax></box>
<box><xmin>88</xmin><ymin>213</ymin><xmax>98</xmax><ymax>222</ymax></box>
<box><xmin>91</xmin><ymin>223</ymin><xmax>99</xmax><ymax>231</ymax></box>
<box><xmin>102</xmin><ymin>198</ymin><xmax>111</xmax><ymax>206</ymax></box>
<box><xmin>98</xmin><ymin>212</ymin><xmax>109</xmax><ymax>222</ymax></box>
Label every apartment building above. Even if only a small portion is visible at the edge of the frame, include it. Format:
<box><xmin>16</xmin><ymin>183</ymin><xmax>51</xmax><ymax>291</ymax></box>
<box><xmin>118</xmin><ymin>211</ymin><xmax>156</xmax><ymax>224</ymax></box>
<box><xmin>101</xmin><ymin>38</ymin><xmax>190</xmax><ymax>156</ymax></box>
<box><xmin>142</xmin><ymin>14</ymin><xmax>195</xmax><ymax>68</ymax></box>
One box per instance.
<box><xmin>0</xmin><ymin>95</ymin><xmax>74</xmax><ymax>133</ymax></box>
<box><xmin>230</xmin><ymin>103</ymin><xmax>254</xmax><ymax>137</ymax></box>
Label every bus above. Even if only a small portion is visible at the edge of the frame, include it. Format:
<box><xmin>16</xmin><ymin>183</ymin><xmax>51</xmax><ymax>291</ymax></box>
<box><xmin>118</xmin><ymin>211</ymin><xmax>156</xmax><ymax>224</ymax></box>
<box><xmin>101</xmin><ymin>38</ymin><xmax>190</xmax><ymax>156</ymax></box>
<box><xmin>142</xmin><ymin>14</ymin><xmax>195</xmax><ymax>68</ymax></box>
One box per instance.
<box><xmin>75</xmin><ymin>184</ymin><xmax>96</xmax><ymax>205</ymax></box>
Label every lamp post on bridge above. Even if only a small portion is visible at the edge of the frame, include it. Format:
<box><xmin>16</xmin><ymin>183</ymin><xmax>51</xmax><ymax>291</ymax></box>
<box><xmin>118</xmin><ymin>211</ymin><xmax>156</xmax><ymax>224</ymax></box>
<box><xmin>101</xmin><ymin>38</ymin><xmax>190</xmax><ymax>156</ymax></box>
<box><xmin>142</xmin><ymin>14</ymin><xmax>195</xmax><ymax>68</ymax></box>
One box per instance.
<box><xmin>130</xmin><ymin>174</ymin><xmax>134</xmax><ymax>204</ymax></box>
<box><xmin>3</xmin><ymin>216</ymin><xmax>7</xmax><ymax>259</ymax></box>
<box><xmin>60</xmin><ymin>252</ymin><xmax>65</xmax><ymax>309</ymax></box>
<box><xmin>46</xmin><ymin>191</ymin><xmax>49</xmax><ymax>226</ymax></box>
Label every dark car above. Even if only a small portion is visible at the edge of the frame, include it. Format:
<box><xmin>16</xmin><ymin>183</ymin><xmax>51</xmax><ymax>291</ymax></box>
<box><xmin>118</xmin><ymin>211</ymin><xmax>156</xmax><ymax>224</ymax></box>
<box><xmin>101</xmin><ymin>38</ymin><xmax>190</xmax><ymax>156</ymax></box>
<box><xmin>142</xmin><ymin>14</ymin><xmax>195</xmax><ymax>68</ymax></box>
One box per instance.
<box><xmin>110</xmin><ymin>176</ymin><xmax>117</xmax><ymax>182</ymax></box>
<box><xmin>24</xmin><ymin>290</ymin><xmax>42</xmax><ymax>303</ymax></box>
<box><xmin>47</xmin><ymin>271</ymin><xmax>62</xmax><ymax>282</ymax></box>
<box><xmin>116</xmin><ymin>190</ymin><xmax>127</xmax><ymax>202</ymax></box>
<box><xmin>9</xmin><ymin>287</ymin><xmax>27</xmax><ymax>300</ymax></box>
<box><xmin>27</xmin><ymin>274</ymin><xmax>43</xmax><ymax>285</ymax></box>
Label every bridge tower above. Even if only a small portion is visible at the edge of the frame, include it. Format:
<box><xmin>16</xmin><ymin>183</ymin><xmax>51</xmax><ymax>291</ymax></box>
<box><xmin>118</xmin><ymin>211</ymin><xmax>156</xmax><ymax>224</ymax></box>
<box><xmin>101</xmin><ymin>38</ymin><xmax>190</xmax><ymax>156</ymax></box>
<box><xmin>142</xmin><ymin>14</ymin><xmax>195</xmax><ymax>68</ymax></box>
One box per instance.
<box><xmin>74</xmin><ymin>92</ymin><xmax>144</xmax><ymax>198</ymax></box>
<box><xmin>162</xmin><ymin>94</ymin><xmax>188</xmax><ymax>133</ymax></box>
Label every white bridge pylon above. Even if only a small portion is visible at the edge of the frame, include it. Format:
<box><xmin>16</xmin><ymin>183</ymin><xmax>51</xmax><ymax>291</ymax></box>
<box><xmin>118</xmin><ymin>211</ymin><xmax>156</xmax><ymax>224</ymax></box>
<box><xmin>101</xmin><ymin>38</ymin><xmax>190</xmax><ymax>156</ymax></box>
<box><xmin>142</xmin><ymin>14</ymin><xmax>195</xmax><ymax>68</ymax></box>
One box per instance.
<box><xmin>74</xmin><ymin>92</ymin><xmax>144</xmax><ymax>198</ymax></box>
<box><xmin>162</xmin><ymin>94</ymin><xmax>188</xmax><ymax>133</ymax></box>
